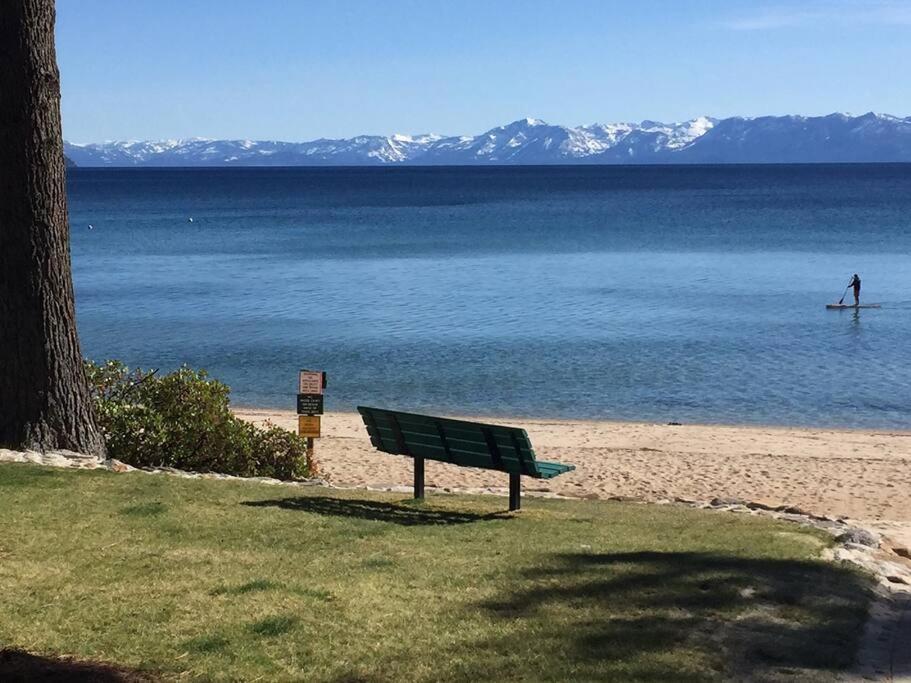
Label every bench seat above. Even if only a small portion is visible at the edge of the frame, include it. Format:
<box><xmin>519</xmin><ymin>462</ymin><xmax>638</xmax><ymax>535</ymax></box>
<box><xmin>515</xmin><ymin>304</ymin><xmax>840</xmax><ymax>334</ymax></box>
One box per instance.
<box><xmin>535</xmin><ymin>461</ymin><xmax>575</xmax><ymax>479</ymax></box>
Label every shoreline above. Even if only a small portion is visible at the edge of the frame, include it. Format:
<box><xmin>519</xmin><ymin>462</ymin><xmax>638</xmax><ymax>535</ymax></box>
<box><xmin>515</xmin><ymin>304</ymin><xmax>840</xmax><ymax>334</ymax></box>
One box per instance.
<box><xmin>233</xmin><ymin>405</ymin><xmax>911</xmax><ymax>436</ymax></box>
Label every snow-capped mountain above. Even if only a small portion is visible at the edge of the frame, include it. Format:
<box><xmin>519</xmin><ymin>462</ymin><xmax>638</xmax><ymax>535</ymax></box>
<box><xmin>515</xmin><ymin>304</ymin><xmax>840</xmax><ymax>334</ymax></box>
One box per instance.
<box><xmin>64</xmin><ymin>113</ymin><xmax>911</xmax><ymax>166</ymax></box>
<box><xmin>670</xmin><ymin>113</ymin><xmax>911</xmax><ymax>163</ymax></box>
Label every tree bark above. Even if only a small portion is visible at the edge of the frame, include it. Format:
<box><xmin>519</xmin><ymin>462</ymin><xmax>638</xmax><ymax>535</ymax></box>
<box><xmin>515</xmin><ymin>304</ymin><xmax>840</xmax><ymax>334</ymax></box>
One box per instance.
<box><xmin>0</xmin><ymin>0</ymin><xmax>105</xmax><ymax>456</ymax></box>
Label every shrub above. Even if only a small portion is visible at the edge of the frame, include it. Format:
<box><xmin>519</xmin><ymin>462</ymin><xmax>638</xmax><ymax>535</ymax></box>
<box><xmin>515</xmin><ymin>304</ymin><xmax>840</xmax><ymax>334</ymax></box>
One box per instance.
<box><xmin>84</xmin><ymin>360</ymin><xmax>309</xmax><ymax>480</ymax></box>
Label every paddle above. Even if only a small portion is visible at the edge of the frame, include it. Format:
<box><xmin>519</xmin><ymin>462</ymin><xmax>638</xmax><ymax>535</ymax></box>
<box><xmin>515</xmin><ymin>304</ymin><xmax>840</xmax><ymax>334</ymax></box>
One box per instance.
<box><xmin>837</xmin><ymin>281</ymin><xmax>851</xmax><ymax>305</ymax></box>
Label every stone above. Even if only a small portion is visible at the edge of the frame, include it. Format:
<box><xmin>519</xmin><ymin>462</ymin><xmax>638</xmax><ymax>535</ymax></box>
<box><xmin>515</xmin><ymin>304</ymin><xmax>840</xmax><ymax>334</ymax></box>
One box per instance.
<box><xmin>294</xmin><ymin>478</ymin><xmax>328</xmax><ymax>487</ymax></box>
<box><xmin>836</xmin><ymin>528</ymin><xmax>881</xmax><ymax>548</ymax></box>
<box><xmin>50</xmin><ymin>449</ymin><xmax>93</xmax><ymax>460</ymax></box>
<box><xmin>710</xmin><ymin>496</ymin><xmax>746</xmax><ymax>507</ymax></box>
<box><xmin>892</xmin><ymin>546</ymin><xmax>911</xmax><ymax>560</ymax></box>
<box><xmin>778</xmin><ymin>505</ymin><xmax>812</xmax><ymax>515</ymax></box>
<box><xmin>0</xmin><ymin>447</ymin><xmax>102</xmax><ymax>469</ymax></box>
<box><xmin>746</xmin><ymin>500</ymin><xmax>778</xmax><ymax>511</ymax></box>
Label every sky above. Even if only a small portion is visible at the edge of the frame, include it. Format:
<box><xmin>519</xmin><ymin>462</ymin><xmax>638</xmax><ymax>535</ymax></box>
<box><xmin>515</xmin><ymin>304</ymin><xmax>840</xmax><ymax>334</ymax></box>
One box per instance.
<box><xmin>56</xmin><ymin>0</ymin><xmax>911</xmax><ymax>143</ymax></box>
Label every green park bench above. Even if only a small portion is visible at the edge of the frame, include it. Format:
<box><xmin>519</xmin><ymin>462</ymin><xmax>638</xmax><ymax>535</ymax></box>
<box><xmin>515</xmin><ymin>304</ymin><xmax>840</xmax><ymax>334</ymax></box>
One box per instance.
<box><xmin>357</xmin><ymin>406</ymin><xmax>576</xmax><ymax>511</ymax></box>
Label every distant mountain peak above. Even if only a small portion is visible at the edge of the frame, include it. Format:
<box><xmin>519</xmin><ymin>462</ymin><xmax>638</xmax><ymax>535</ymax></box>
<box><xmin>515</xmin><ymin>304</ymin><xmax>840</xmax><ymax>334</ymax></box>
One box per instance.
<box><xmin>493</xmin><ymin>117</ymin><xmax>549</xmax><ymax>131</ymax></box>
<box><xmin>64</xmin><ymin>112</ymin><xmax>911</xmax><ymax>167</ymax></box>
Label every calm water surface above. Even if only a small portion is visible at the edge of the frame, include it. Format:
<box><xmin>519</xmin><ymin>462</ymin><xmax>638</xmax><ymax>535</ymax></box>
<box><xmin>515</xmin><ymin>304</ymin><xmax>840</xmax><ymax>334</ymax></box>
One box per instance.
<box><xmin>67</xmin><ymin>165</ymin><xmax>911</xmax><ymax>428</ymax></box>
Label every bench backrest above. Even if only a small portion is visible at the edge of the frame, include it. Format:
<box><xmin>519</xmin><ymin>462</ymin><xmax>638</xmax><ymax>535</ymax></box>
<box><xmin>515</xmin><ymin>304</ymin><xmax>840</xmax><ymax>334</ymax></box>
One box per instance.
<box><xmin>357</xmin><ymin>406</ymin><xmax>544</xmax><ymax>476</ymax></box>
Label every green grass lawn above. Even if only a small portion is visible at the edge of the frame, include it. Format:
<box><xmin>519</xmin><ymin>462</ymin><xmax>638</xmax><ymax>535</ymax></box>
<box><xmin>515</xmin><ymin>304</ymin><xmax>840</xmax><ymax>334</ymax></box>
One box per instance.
<box><xmin>0</xmin><ymin>463</ymin><xmax>871</xmax><ymax>682</ymax></box>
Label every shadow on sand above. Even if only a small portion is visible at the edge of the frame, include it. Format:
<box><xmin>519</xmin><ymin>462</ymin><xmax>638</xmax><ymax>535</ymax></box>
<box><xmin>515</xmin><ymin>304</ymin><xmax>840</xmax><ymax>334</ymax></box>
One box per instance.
<box><xmin>464</xmin><ymin>550</ymin><xmax>873</xmax><ymax>681</ymax></box>
<box><xmin>242</xmin><ymin>495</ymin><xmax>511</xmax><ymax>526</ymax></box>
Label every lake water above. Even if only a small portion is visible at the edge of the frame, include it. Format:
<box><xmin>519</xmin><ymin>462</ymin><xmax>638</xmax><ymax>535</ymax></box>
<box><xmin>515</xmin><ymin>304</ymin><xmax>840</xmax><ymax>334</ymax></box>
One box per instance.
<box><xmin>67</xmin><ymin>165</ymin><xmax>911</xmax><ymax>428</ymax></box>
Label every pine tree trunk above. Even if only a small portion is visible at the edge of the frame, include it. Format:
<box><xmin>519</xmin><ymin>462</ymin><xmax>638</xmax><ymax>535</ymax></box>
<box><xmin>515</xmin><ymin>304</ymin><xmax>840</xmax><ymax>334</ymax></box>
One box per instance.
<box><xmin>0</xmin><ymin>0</ymin><xmax>106</xmax><ymax>456</ymax></box>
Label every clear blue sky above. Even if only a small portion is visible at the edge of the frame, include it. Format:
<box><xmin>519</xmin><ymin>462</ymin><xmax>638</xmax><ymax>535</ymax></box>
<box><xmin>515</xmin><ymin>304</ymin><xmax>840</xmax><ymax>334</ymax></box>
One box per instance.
<box><xmin>57</xmin><ymin>0</ymin><xmax>911</xmax><ymax>142</ymax></box>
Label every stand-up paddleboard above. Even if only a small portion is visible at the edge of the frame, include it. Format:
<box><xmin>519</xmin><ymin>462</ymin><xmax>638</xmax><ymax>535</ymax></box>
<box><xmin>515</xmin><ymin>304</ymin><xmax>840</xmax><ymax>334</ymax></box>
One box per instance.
<box><xmin>826</xmin><ymin>303</ymin><xmax>881</xmax><ymax>309</ymax></box>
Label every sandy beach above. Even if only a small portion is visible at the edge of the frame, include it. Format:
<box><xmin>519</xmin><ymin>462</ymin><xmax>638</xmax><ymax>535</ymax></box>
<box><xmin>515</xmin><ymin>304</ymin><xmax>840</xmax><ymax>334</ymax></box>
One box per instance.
<box><xmin>236</xmin><ymin>408</ymin><xmax>911</xmax><ymax>548</ymax></box>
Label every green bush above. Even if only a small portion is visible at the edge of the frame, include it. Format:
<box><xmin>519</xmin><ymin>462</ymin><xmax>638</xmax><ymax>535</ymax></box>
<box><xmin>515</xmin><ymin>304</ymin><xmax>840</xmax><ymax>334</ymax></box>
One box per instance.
<box><xmin>85</xmin><ymin>360</ymin><xmax>310</xmax><ymax>480</ymax></box>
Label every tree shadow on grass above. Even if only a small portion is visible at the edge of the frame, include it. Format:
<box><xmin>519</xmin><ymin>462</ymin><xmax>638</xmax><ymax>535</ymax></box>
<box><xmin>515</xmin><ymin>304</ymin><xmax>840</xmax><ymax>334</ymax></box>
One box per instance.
<box><xmin>242</xmin><ymin>496</ymin><xmax>511</xmax><ymax>526</ymax></box>
<box><xmin>469</xmin><ymin>551</ymin><xmax>872</xmax><ymax>681</ymax></box>
<box><xmin>0</xmin><ymin>649</ymin><xmax>156</xmax><ymax>682</ymax></box>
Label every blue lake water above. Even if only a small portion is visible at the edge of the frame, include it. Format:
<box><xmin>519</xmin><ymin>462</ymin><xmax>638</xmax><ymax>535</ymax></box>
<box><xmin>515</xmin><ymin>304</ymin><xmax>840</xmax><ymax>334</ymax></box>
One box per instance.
<box><xmin>67</xmin><ymin>165</ymin><xmax>911</xmax><ymax>428</ymax></box>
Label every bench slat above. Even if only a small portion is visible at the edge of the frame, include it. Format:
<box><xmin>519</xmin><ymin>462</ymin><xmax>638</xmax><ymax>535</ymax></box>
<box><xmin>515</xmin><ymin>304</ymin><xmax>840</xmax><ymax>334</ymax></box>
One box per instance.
<box><xmin>371</xmin><ymin>438</ymin><xmax>536</xmax><ymax>474</ymax></box>
<box><xmin>368</xmin><ymin>424</ymin><xmax>536</xmax><ymax>474</ymax></box>
<box><xmin>387</xmin><ymin>413</ymin><xmax>527</xmax><ymax>443</ymax></box>
<box><xmin>371</xmin><ymin>424</ymin><xmax>530</xmax><ymax>457</ymax></box>
<box><xmin>368</xmin><ymin>421</ymin><xmax>533</xmax><ymax>456</ymax></box>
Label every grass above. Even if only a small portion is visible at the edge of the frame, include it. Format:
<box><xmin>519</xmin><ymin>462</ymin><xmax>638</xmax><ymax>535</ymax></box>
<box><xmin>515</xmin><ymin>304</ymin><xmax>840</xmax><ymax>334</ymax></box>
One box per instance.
<box><xmin>0</xmin><ymin>462</ymin><xmax>872</xmax><ymax>682</ymax></box>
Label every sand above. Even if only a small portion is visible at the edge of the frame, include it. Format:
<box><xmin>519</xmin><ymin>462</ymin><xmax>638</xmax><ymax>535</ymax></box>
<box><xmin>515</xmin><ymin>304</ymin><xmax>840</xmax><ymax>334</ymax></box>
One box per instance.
<box><xmin>236</xmin><ymin>409</ymin><xmax>911</xmax><ymax>547</ymax></box>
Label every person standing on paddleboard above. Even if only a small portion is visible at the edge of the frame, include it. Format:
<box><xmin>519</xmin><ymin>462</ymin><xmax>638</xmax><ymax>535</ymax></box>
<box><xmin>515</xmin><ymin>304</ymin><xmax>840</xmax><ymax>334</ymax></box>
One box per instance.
<box><xmin>849</xmin><ymin>273</ymin><xmax>861</xmax><ymax>306</ymax></box>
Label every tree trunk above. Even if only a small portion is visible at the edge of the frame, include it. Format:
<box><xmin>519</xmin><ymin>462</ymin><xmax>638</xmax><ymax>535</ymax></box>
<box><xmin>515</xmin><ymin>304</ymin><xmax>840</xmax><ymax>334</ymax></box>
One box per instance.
<box><xmin>0</xmin><ymin>0</ymin><xmax>105</xmax><ymax>456</ymax></box>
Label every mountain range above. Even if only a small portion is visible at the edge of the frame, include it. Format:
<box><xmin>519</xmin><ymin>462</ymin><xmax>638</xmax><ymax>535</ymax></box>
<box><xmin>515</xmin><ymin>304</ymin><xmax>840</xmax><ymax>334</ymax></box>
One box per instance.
<box><xmin>64</xmin><ymin>113</ymin><xmax>911</xmax><ymax>166</ymax></box>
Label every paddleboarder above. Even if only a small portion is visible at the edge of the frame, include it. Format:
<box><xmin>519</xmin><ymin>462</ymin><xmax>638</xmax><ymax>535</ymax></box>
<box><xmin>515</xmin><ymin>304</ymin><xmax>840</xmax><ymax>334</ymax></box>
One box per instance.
<box><xmin>849</xmin><ymin>273</ymin><xmax>861</xmax><ymax>306</ymax></box>
<box><xmin>828</xmin><ymin>276</ymin><xmax>879</xmax><ymax>309</ymax></box>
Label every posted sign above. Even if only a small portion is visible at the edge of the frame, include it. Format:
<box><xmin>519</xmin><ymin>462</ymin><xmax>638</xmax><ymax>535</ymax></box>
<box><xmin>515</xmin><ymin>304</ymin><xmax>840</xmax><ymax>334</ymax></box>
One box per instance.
<box><xmin>298</xmin><ymin>370</ymin><xmax>325</xmax><ymax>395</ymax></box>
<box><xmin>298</xmin><ymin>415</ymin><xmax>321</xmax><ymax>438</ymax></box>
<box><xmin>296</xmin><ymin>393</ymin><xmax>324</xmax><ymax>415</ymax></box>
<box><xmin>297</xmin><ymin>369</ymin><xmax>325</xmax><ymax>447</ymax></box>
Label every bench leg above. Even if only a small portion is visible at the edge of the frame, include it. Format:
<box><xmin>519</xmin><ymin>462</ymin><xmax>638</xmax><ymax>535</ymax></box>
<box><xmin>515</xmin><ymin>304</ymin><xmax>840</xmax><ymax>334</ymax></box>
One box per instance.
<box><xmin>414</xmin><ymin>457</ymin><xmax>425</xmax><ymax>500</ymax></box>
<box><xmin>509</xmin><ymin>473</ymin><xmax>521</xmax><ymax>511</ymax></box>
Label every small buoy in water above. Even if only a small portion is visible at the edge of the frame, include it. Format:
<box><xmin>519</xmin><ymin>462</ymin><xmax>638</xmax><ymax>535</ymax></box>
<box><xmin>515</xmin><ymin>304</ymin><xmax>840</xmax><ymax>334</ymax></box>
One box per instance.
<box><xmin>88</xmin><ymin>224</ymin><xmax>94</xmax><ymax>230</ymax></box>
<box><xmin>188</xmin><ymin>217</ymin><xmax>194</xmax><ymax>223</ymax></box>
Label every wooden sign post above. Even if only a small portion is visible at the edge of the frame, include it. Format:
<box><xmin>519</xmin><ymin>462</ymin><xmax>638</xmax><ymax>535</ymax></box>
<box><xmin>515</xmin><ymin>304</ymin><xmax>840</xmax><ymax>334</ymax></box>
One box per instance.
<box><xmin>297</xmin><ymin>370</ymin><xmax>326</xmax><ymax>473</ymax></box>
